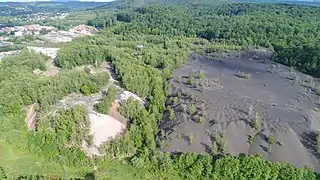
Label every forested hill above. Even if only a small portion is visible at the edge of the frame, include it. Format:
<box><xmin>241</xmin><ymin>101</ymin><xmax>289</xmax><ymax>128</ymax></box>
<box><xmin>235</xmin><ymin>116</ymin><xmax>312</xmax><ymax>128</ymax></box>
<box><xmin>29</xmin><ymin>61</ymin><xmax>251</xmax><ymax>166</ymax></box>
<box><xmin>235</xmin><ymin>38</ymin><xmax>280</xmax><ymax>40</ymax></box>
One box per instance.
<box><xmin>94</xmin><ymin>0</ymin><xmax>320</xmax><ymax>11</ymax></box>
<box><xmin>109</xmin><ymin>3</ymin><xmax>320</xmax><ymax>76</ymax></box>
<box><xmin>93</xmin><ymin>0</ymin><xmax>230</xmax><ymax>10</ymax></box>
<box><xmin>234</xmin><ymin>0</ymin><xmax>320</xmax><ymax>6</ymax></box>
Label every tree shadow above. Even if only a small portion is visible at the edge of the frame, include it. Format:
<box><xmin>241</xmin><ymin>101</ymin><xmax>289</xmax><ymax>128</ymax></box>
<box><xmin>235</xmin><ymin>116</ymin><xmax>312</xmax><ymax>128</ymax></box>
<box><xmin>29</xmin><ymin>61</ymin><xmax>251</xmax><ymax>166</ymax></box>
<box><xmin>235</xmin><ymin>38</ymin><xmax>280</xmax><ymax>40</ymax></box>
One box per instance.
<box><xmin>209</xmin><ymin>119</ymin><xmax>217</xmax><ymax>127</ymax></box>
<box><xmin>232</xmin><ymin>106</ymin><xmax>248</xmax><ymax>116</ymax></box>
<box><xmin>200</xmin><ymin>142</ymin><xmax>212</xmax><ymax>153</ymax></box>
<box><xmin>300</xmin><ymin>131</ymin><xmax>320</xmax><ymax>158</ymax></box>
<box><xmin>84</xmin><ymin>172</ymin><xmax>96</xmax><ymax>180</ymax></box>
<box><xmin>237</xmin><ymin>117</ymin><xmax>254</xmax><ymax>129</ymax></box>
<box><xmin>259</xmin><ymin>145</ymin><xmax>268</xmax><ymax>152</ymax></box>
<box><xmin>276</xmin><ymin>141</ymin><xmax>283</xmax><ymax>146</ymax></box>
<box><xmin>17</xmin><ymin>175</ymin><xmax>44</xmax><ymax>180</ymax></box>
<box><xmin>182</xmin><ymin>133</ymin><xmax>191</xmax><ymax>145</ymax></box>
<box><xmin>259</xmin><ymin>133</ymin><xmax>268</xmax><ymax>142</ymax></box>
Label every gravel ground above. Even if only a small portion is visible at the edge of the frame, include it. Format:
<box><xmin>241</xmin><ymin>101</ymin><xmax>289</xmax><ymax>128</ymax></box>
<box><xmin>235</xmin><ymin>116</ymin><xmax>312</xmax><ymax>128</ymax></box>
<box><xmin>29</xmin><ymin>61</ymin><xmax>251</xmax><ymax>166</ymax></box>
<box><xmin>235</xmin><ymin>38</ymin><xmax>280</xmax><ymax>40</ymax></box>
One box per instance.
<box><xmin>160</xmin><ymin>50</ymin><xmax>320</xmax><ymax>171</ymax></box>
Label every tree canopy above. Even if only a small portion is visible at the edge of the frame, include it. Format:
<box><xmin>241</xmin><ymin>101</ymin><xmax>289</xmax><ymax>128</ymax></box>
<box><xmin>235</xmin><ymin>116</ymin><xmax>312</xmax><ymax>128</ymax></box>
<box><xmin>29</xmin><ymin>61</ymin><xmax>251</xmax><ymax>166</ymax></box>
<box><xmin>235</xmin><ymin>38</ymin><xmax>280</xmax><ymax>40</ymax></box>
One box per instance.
<box><xmin>2</xmin><ymin>2</ymin><xmax>320</xmax><ymax>179</ymax></box>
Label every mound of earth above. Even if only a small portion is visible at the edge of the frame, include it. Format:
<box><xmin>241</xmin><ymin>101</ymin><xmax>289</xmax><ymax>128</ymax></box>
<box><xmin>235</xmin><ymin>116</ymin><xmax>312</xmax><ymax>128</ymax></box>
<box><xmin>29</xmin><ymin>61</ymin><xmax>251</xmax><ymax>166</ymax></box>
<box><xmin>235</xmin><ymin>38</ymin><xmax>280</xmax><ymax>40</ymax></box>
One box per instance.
<box><xmin>83</xmin><ymin>112</ymin><xmax>125</xmax><ymax>156</ymax></box>
<box><xmin>160</xmin><ymin>49</ymin><xmax>320</xmax><ymax>170</ymax></box>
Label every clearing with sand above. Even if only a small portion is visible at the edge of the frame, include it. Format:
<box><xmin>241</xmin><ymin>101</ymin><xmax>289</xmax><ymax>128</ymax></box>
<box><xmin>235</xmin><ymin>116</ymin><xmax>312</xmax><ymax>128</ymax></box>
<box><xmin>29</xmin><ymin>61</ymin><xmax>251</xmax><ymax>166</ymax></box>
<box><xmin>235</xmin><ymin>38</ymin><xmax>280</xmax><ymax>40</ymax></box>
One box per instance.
<box><xmin>27</xmin><ymin>62</ymin><xmax>144</xmax><ymax>156</ymax></box>
<box><xmin>160</xmin><ymin>49</ymin><xmax>320</xmax><ymax>171</ymax></box>
<box><xmin>28</xmin><ymin>46</ymin><xmax>61</xmax><ymax>76</ymax></box>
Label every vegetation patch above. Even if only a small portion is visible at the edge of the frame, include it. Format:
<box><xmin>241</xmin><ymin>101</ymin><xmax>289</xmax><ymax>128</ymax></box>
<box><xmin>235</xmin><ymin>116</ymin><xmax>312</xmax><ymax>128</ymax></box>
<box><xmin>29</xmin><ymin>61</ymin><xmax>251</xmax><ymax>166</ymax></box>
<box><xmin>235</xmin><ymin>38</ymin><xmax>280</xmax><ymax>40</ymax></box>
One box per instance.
<box><xmin>94</xmin><ymin>85</ymin><xmax>118</xmax><ymax>114</ymax></box>
<box><xmin>234</xmin><ymin>71</ymin><xmax>251</xmax><ymax>79</ymax></box>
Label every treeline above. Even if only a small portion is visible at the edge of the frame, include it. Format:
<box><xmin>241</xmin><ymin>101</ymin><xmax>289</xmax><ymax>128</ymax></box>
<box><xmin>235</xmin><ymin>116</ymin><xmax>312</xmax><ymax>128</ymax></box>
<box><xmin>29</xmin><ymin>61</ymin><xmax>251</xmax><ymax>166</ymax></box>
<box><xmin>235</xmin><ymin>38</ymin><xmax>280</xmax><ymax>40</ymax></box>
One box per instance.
<box><xmin>0</xmin><ymin>44</ymin><xmax>23</xmax><ymax>52</ymax></box>
<box><xmin>114</xmin><ymin>4</ymin><xmax>320</xmax><ymax>76</ymax></box>
<box><xmin>1</xmin><ymin>48</ymin><xmax>48</xmax><ymax>73</ymax></box>
<box><xmin>87</xmin><ymin>13</ymin><xmax>117</xmax><ymax>29</ymax></box>
<box><xmin>55</xmin><ymin>43</ymin><xmax>111</xmax><ymax>69</ymax></box>
<box><xmin>94</xmin><ymin>0</ymin><xmax>229</xmax><ymax>11</ymax></box>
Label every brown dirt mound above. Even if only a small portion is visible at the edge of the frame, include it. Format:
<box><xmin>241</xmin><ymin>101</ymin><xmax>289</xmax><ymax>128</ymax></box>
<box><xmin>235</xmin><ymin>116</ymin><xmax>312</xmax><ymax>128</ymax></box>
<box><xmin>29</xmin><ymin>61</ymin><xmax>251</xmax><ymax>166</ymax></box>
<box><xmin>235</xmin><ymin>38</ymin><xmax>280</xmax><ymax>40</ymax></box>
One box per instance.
<box><xmin>24</xmin><ymin>104</ymin><xmax>39</xmax><ymax>130</ymax></box>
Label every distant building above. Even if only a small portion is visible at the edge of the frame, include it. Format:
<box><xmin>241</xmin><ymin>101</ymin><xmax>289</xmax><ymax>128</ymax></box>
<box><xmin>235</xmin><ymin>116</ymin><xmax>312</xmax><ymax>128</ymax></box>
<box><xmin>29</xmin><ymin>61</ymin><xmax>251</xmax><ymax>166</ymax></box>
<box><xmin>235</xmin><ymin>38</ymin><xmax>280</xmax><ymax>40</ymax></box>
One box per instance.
<box><xmin>137</xmin><ymin>44</ymin><xmax>143</xmax><ymax>50</ymax></box>
<box><xmin>69</xmin><ymin>25</ymin><xmax>95</xmax><ymax>35</ymax></box>
<box><xmin>14</xmin><ymin>31</ymin><xmax>23</xmax><ymax>37</ymax></box>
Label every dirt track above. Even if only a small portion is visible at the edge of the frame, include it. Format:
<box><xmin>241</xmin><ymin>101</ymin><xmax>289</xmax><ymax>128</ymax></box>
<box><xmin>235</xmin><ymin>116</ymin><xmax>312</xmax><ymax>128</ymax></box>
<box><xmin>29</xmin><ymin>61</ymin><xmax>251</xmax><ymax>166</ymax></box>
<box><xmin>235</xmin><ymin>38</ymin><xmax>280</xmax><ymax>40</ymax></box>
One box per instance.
<box><xmin>160</xmin><ymin>50</ymin><xmax>320</xmax><ymax>171</ymax></box>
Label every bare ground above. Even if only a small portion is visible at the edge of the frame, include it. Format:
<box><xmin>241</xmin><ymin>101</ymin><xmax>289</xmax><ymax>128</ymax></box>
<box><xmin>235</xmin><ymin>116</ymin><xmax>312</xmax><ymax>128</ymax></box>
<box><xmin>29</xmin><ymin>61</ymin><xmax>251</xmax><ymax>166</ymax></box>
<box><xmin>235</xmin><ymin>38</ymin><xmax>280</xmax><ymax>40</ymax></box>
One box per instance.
<box><xmin>160</xmin><ymin>50</ymin><xmax>320</xmax><ymax>171</ymax></box>
<box><xmin>24</xmin><ymin>104</ymin><xmax>39</xmax><ymax>130</ymax></box>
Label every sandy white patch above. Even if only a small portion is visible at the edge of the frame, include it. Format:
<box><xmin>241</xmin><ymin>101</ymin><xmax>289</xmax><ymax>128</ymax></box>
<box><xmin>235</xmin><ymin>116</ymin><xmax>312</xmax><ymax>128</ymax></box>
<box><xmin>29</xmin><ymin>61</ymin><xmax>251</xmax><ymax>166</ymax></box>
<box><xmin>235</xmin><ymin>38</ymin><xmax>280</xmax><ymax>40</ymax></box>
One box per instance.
<box><xmin>27</xmin><ymin>46</ymin><xmax>59</xmax><ymax>59</ymax></box>
<box><xmin>83</xmin><ymin>112</ymin><xmax>125</xmax><ymax>156</ymax></box>
<box><xmin>118</xmin><ymin>91</ymin><xmax>145</xmax><ymax>105</ymax></box>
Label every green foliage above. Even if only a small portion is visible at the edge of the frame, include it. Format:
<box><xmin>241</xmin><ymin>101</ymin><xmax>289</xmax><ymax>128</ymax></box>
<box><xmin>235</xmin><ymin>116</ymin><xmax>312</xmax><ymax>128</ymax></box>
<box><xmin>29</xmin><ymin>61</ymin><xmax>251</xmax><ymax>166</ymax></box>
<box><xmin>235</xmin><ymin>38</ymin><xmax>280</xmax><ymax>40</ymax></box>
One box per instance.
<box><xmin>56</xmin><ymin>43</ymin><xmax>110</xmax><ymax>69</ymax></box>
<box><xmin>87</xmin><ymin>13</ymin><xmax>117</xmax><ymax>29</ymax></box>
<box><xmin>2</xmin><ymin>2</ymin><xmax>320</xmax><ymax>179</ymax></box>
<box><xmin>0</xmin><ymin>44</ymin><xmax>22</xmax><ymax>52</ymax></box>
<box><xmin>168</xmin><ymin>107</ymin><xmax>175</xmax><ymax>121</ymax></box>
<box><xmin>267</xmin><ymin>135</ymin><xmax>275</xmax><ymax>145</ymax></box>
<box><xmin>316</xmin><ymin>131</ymin><xmax>320</xmax><ymax>153</ymax></box>
<box><xmin>94</xmin><ymin>86</ymin><xmax>118</xmax><ymax>114</ymax></box>
<box><xmin>1</xmin><ymin>48</ymin><xmax>48</xmax><ymax>71</ymax></box>
<box><xmin>253</xmin><ymin>112</ymin><xmax>262</xmax><ymax>130</ymax></box>
<box><xmin>188</xmin><ymin>72</ymin><xmax>195</xmax><ymax>86</ymax></box>
<box><xmin>0</xmin><ymin>51</ymin><xmax>109</xmax><ymax>117</ymax></box>
<box><xmin>197</xmin><ymin>72</ymin><xmax>205</xmax><ymax>79</ymax></box>
<box><xmin>80</xmin><ymin>84</ymin><xmax>90</xmax><ymax>96</ymax></box>
<box><xmin>188</xmin><ymin>104</ymin><xmax>196</xmax><ymax>115</ymax></box>
<box><xmin>38</xmin><ymin>10</ymin><xmax>99</xmax><ymax>30</ymax></box>
<box><xmin>0</xmin><ymin>48</ymin><xmax>109</xmax><ymax>175</ymax></box>
<box><xmin>117</xmin><ymin>4</ymin><xmax>320</xmax><ymax>77</ymax></box>
<box><xmin>199</xmin><ymin>116</ymin><xmax>205</xmax><ymax>124</ymax></box>
<box><xmin>28</xmin><ymin>106</ymin><xmax>91</xmax><ymax>166</ymax></box>
<box><xmin>0</xmin><ymin>166</ymin><xmax>7</xmax><ymax>180</ymax></box>
<box><xmin>172</xmin><ymin>96</ymin><xmax>179</xmax><ymax>105</ymax></box>
<box><xmin>316</xmin><ymin>85</ymin><xmax>320</xmax><ymax>94</ymax></box>
<box><xmin>248</xmin><ymin>134</ymin><xmax>254</xmax><ymax>145</ymax></box>
<box><xmin>177</xmin><ymin>91</ymin><xmax>182</xmax><ymax>98</ymax></box>
<box><xmin>86</xmin><ymin>134</ymin><xmax>94</xmax><ymax>147</ymax></box>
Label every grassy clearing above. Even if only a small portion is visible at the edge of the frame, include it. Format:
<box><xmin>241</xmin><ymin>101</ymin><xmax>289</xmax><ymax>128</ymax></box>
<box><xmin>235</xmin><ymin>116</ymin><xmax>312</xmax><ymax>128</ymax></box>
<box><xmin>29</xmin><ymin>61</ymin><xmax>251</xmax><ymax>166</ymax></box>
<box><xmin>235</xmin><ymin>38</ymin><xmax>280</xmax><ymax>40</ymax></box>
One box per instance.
<box><xmin>0</xmin><ymin>140</ymin><xmax>66</xmax><ymax>178</ymax></box>
<box><xmin>96</xmin><ymin>160</ymin><xmax>158</xmax><ymax>180</ymax></box>
<box><xmin>0</xmin><ymin>140</ymin><xmax>158</xmax><ymax>179</ymax></box>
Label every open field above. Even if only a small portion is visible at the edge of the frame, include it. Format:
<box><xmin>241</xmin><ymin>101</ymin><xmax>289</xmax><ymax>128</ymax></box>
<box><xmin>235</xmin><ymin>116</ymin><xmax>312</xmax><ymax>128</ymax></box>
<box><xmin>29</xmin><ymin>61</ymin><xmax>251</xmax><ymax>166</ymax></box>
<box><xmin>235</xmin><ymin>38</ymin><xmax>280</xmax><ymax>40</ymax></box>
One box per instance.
<box><xmin>160</xmin><ymin>50</ymin><xmax>320</xmax><ymax>171</ymax></box>
<box><xmin>0</xmin><ymin>140</ymin><xmax>157</xmax><ymax>179</ymax></box>
<box><xmin>0</xmin><ymin>140</ymin><xmax>65</xmax><ymax>179</ymax></box>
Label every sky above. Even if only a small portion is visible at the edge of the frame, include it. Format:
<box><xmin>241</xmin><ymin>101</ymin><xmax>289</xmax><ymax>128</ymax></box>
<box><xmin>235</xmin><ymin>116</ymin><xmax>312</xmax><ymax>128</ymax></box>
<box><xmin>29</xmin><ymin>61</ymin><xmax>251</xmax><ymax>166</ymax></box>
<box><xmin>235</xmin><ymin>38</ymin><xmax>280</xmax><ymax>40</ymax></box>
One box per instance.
<box><xmin>0</xmin><ymin>0</ymin><xmax>114</xmax><ymax>2</ymax></box>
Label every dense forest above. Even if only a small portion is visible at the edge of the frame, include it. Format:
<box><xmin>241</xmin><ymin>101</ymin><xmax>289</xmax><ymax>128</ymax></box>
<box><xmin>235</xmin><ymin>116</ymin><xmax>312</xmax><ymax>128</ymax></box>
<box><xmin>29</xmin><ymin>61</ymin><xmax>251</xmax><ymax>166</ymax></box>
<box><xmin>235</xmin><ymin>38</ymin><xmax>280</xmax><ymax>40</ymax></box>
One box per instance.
<box><xmin>111</xmin><ymin>4</ymin><xmax>320</xmax><ymax>76</ymax></box>
<box><xmin>2</xmin><ymin>2</ymin><xmax>320</xmax><ymax>179</ymax></box>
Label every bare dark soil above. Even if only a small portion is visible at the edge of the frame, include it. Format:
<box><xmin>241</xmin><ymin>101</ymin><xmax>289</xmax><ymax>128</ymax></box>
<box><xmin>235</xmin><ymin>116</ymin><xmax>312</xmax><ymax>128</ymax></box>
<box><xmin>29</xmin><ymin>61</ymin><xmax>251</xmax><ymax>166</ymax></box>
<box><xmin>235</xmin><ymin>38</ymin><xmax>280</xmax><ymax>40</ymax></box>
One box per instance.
<box><xmin>160</xmin><ymin>49</ymin><xmax>320</xmax><ymax>171</ymax></box>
